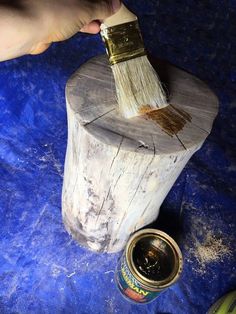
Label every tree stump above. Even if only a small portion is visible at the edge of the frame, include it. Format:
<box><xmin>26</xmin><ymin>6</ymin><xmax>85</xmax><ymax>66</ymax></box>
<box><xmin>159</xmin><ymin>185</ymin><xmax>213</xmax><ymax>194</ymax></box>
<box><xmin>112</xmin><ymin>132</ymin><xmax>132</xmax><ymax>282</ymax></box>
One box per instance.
<box><xmin>62</xmin><ymin>55</ymin><xmax>218</xmax><ymax>253</ymax></box>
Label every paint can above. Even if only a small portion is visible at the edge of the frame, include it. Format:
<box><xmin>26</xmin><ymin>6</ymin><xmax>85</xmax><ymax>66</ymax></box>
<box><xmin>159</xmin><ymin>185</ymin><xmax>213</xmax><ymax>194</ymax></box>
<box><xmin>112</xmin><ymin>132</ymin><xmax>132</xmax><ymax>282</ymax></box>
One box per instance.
<box><xmin>115</xmin><ymin>229</ymin><xmax>183</xmax><ymax>304</ymax></box>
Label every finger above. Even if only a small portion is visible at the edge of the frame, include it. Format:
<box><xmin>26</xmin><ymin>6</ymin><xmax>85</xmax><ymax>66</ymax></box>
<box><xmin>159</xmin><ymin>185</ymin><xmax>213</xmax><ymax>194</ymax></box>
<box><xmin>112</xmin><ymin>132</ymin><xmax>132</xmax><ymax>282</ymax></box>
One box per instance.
<box><xmin>29</xmin><ymin>42</ymin><xmax>51</xmax><ymax>55</ymax></box>
<box><xmin>80</xmin><ymin>21</ymin><xmax>101</xmax><ymax>34</ymax></box>
<box><xmin>90</xmin><ymin>0</ymin><xmax>121</xmax><ymax>20</ymax></box>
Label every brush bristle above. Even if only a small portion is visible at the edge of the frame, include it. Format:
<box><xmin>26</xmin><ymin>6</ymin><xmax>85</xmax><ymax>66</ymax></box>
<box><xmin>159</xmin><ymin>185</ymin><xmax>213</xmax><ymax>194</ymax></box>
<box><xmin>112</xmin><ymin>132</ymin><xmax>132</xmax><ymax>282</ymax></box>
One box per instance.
<box><xmin>111</xmin><ymin>55</ymin><xmax>168</xmax><ymax>118</ymax></box>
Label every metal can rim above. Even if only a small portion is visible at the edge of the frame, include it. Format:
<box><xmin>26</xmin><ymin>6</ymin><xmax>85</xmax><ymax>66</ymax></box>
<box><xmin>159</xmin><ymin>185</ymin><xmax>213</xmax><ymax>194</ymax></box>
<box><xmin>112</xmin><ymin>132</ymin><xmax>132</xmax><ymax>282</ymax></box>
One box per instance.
<box><xmin>125</xmin><ymin>229</ymin><xmax>183</xmax><ymax>290</ymax></box>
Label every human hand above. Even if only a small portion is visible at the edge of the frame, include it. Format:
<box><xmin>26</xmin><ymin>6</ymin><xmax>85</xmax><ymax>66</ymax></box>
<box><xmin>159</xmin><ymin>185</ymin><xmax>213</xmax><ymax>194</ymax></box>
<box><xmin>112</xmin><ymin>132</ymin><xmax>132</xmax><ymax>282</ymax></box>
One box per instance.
<box><xmin>0</xmin><ymin>0</ymin><xmax>121</xmax><ymax>61</ymax></box>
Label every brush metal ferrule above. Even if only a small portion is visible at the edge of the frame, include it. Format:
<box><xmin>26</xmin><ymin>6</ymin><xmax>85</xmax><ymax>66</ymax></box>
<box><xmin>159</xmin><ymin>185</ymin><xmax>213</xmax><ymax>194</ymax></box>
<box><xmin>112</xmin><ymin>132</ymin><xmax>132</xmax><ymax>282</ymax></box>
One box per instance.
<box><xmin>101</xmin><ymin>20</ymin><xmax>146</xmax><ymax>65</ymax></box>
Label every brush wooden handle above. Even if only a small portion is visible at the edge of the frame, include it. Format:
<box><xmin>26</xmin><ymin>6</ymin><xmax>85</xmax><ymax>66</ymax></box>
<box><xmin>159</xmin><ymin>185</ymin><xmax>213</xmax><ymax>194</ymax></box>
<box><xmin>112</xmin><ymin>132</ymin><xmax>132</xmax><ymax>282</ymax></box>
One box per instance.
<box><xmin>102</xmin><ymin>4</ymin><xmax>137</xmax><ymax>28</ymax></box>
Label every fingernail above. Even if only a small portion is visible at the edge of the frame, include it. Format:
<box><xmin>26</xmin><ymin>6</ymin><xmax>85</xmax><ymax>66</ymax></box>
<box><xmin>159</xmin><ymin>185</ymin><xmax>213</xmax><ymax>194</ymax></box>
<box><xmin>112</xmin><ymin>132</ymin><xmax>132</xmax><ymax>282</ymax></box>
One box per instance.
<box><xmin>112</xmin><ymin>0</ymin><xmax>121</xmax><ymax>13</ymax></box>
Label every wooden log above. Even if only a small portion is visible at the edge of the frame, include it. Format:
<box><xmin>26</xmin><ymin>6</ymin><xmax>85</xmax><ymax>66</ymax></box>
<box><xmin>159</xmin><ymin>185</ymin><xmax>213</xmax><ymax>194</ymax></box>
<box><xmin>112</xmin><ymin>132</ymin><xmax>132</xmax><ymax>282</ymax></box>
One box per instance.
<box><xmin>62</xmin><ymin>55</ymin><xmax>218</xmax><ymax>253</ymax></box>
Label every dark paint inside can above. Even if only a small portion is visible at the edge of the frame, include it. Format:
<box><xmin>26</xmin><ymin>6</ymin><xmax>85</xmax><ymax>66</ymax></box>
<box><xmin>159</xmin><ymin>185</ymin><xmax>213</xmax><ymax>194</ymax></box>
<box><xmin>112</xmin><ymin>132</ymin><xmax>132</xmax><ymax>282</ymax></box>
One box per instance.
<box><xmin>133</xmin><ymin>236</ymin><xmax>176</xmax><ymax>282</ymax></box>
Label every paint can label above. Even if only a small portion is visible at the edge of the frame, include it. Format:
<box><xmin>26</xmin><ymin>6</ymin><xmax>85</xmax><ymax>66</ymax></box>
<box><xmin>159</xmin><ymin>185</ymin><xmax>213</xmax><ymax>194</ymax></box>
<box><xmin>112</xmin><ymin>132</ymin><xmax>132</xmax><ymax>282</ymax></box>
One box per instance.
<box><xmin>116</xmin><ymin>257</ymin><xmax>160</xmax><ymax>304</ymax></box>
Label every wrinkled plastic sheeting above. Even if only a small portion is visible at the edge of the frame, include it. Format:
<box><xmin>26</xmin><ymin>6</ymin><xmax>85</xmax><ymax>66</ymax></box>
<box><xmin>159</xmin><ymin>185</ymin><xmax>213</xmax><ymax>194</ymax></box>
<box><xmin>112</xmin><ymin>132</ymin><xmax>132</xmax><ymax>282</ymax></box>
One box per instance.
<box><xmin>0</xmin><ymin>1</ymin><xmax>235</xmax><ymax>313</ymax></box>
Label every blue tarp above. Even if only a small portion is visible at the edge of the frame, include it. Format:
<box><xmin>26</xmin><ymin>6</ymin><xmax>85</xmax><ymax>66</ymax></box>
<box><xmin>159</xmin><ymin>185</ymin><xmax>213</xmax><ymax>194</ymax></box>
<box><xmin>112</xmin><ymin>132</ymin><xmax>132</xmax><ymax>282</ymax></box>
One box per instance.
<box><xmin>0</xmin><ymin>1</ymin><xmax>235</xmax><ymax>313</ymax></box>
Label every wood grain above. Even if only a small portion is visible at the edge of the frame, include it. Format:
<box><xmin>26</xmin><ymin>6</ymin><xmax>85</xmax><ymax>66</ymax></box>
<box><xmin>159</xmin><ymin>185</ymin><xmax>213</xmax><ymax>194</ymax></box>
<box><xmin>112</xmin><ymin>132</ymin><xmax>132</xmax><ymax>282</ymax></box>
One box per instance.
<box><xmin>62</xmin><ymin>54</ymin><xmax>218</xmax><ymax>253</ymax></box>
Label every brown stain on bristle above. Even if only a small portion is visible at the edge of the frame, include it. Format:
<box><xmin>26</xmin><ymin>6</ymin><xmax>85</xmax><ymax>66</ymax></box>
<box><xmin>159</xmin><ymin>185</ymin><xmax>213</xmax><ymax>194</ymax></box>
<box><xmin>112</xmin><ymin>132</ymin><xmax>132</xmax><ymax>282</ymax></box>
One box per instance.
<box><xmin>140</xmin><ymin>105</ymin><xmax>192</xmax><ymax>137</ymax></box>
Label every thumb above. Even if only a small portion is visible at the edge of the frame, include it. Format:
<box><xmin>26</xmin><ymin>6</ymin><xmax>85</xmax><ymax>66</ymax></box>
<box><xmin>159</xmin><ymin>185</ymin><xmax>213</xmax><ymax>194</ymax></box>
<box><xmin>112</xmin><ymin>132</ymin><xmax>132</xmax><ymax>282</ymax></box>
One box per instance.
<box><xmin>89</xmin><ymin>0</ymin><xmax>121</xmax><ymax>21</ymax></box>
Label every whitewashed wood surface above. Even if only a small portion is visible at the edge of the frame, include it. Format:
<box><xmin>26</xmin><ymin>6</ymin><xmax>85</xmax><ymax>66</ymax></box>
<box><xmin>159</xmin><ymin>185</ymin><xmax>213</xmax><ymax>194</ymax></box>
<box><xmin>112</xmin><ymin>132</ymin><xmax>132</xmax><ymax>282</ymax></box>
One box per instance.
<box><xmin>62</xmin><ymin>54</ymin><xmax>218</xmax><ymax>253</ymax></box>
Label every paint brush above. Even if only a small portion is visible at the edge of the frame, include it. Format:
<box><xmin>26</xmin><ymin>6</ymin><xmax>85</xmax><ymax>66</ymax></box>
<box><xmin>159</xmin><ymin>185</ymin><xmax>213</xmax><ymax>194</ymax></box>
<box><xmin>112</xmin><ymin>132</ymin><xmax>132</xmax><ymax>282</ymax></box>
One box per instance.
<box><xmin>100</xmin><ymin>4</ymin><xmax>168</xmax><ymax>119</ymax></box>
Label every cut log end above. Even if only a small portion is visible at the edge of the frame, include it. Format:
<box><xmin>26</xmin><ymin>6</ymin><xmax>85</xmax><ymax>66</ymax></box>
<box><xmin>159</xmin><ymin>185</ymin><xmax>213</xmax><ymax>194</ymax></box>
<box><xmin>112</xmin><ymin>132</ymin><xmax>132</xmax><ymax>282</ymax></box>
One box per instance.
<box><xmin>62</xmin><ymin>54</ymin><xmax>218</xmax><ymax>253</ymax></box>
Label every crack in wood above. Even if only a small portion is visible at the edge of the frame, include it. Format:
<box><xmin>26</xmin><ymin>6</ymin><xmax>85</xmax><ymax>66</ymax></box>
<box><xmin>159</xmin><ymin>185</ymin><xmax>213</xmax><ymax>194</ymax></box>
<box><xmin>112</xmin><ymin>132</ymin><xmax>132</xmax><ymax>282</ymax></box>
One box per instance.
<box><xmin>169</xmin><ymin>104</ymin><xmax>192</xmax><ymax>123</ymax></box>
<box><xmin>152</xmin><ymin>135</ymin><xmax>156</xmax><ymax>155</ymax></box>
<box><xmin>113</xmin><ymin>173</ymin><xmax>122</xmax><ymax>191</ymax></box>
<box><xmin>142</xmin><ymin>104</ymin><xmax>192</xmax><ymax>137</ymax></box>
<box><xmin>138</xmin><ymin>141</ymin><xmax>149</xmax><ymax>149</ymax></box>
<box><xmin>95</xmin><ymin>190</ymin><xmax>110</xmax><ymax>225</ymax></box>
<box><xmin>95</xmin><ymin>194</ymin><xmax>107</xmax><ymax>226</ymax></box>
<box><xmin>95</xmin><ymin>171</ymin><xmax>123</xmax><ymax>228</ymax></box>
<box><xmin>175</xmin><ymin>133</ymin><xmax>187</xmax><ymax>151</ymax></box>
<box><xmin>97</xmin><ymin>126</ymin><xmax>155</xmax><ymax>153</ymax></box>
<box><xmin>79</xmin><ymin>73</ymin><xmax>114</xmax><ymax>85</ymax></box>
<box><xmin>109</xmin><ymin>137</ymin><xmax>124</xmax><ymax>173</ymax></box>
<box><xmin>127</xmin><ymin>153</ymin><xmax>156</xmax><ymax>210</ymax></box>
<box><xmin>170</xmin><ymin>104</ymin><xmax>210</xmax><ymax>135</ymax></box>
<box><xmin>71</xmin><ymin>172</ymin><xmax>79</xmax><ymax>195</ymax></box>
<box><xmin>116</xmin><ymin>212</ymin><xmax>128</xmax><ymax>238</ymax></box>
<box><xmin>96</xmin><ymin>139</ymin><xmax>125</xmax><ymax>226</ymax></box>
<box><xmin>140</xmin><ymin>200</ymin><xmax>152</xmax><ymax>219</ymax></box>
<box><xmin>190</xmin><ymin>121</ymin><xmax>210</xmax><ymax>134</ymax></box>
<box><xmin>100</xmin><ymin>126</ymin><xmax>131</xmax><ymax>141</ymax></box>
<box><xmin>83</xmin><ymin>108</ymin><xmax>115</xmax><ymax>126</ymax></box>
